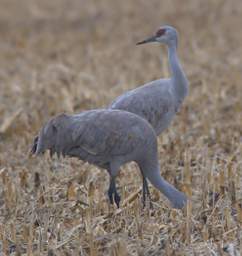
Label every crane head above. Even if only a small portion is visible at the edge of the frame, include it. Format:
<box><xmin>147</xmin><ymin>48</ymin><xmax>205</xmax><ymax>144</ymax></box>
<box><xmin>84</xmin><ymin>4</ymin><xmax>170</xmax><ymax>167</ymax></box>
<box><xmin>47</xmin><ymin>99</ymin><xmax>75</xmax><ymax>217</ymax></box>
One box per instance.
<box><xmin>31</xmin><ymin>113</ymin><xmax>71</xmax><ymax>157</ymax></box>
<box><xmin>34</xmin><ymin>120</ymin><xmax>58</xmax><ymax>155</ymax></box>
<box><xmin>136</xmin><ymin>25</ymin><xmax>178</xmax><ymax>46</ymax></box>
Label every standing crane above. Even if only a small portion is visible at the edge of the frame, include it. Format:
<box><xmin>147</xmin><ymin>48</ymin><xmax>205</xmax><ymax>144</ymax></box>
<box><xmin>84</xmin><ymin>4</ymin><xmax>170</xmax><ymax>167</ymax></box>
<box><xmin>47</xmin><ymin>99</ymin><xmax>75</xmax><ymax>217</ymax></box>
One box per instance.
<box><xmin>31</xmin><ymin>109</ymin><xmax>187</xmax><ymax>209</ymax></box>
<box><xmin>109</xmin><ymin>25</ymin><xmax>189</xmax><ymax>135</ymax></box>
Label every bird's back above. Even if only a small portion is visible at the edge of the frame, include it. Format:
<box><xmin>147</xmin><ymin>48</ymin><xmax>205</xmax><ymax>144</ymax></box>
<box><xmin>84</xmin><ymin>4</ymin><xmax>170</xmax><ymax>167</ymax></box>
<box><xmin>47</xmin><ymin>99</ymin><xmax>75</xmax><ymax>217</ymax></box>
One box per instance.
<box><xmin>109</xmin><ymin>79</ymin><xmax>177</xmax><ymax>135</ymax></box>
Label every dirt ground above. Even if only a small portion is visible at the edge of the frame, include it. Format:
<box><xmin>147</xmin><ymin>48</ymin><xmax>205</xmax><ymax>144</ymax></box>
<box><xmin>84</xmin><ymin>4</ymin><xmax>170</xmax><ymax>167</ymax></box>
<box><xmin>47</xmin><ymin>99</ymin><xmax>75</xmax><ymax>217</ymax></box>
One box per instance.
<box><xmin>0</xmin><ymin>0</ymin><xmax>242</xmax><ymax>255</ymax></box>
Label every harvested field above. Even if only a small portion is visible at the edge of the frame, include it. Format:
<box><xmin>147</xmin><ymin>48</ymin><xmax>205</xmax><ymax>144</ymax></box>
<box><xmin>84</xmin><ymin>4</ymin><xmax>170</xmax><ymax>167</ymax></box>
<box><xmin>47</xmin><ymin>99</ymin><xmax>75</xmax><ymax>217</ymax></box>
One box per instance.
<box><xmin>0</xmin><ymin>0</ymin><xmax>242</xmax><ymax>255</ymax></box>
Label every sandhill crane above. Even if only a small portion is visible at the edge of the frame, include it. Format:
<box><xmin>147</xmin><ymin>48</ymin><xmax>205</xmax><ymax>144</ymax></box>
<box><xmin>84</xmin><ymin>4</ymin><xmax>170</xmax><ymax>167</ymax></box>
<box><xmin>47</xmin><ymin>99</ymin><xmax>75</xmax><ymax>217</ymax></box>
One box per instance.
<box><xmin>109</xmin><ymin>25</ymin><xmax>189</xmax><ymax>135</ymax></box>
<box><xmin>31</xmin><ymin>109</ymin><xmax>187</xmax><ymax>209</ymax></box>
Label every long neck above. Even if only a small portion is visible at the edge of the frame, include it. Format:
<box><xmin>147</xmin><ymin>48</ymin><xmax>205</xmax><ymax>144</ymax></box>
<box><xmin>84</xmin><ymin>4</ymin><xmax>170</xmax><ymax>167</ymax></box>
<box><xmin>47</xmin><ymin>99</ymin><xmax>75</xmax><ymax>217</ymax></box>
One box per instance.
<box><xmin>168</xmin><ymin>42</ymin><xmax>188</xmax><ymax>102</ymax></box>
<box><xmin>141</xmin><ymin>160</ymin><xmax>187</xmax><ymax>209</ymax></box>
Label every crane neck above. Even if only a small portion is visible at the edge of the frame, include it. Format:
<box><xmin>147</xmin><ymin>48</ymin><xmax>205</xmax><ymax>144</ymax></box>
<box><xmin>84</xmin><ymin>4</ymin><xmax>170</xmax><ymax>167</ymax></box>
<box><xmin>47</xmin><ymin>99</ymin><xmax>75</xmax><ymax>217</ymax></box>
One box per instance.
<box><xmin>140</xmin><ymin>158</ymin><xmax>187</xmax><ymax>209</ymax></box>
<box><xmin>167</xmin><ymin>42</ymin><xmax>188</xmax><ymax>102</ymax></box>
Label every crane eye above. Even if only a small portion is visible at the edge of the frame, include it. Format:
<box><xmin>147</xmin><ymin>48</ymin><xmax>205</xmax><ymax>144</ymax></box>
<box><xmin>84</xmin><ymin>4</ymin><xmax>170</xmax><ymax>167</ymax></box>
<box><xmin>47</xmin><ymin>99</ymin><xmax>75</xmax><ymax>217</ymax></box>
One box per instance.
<box><xmin>156</xmin><ymin>28</ymin><xmax>166</xmax><ymax>37</ymax></box>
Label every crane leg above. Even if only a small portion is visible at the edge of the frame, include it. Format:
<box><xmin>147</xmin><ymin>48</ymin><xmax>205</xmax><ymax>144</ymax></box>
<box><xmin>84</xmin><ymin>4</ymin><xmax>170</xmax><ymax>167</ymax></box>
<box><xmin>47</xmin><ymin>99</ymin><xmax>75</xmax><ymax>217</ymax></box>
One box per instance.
<box><xmin>142</xmin><ymin>175</ymin><xmax>153</xmax><ymax>209</ymax></box>
<box><xmin>108</xmin><ymin>176</ymin><xmax>121</xmax><ymax>208</ymax></box>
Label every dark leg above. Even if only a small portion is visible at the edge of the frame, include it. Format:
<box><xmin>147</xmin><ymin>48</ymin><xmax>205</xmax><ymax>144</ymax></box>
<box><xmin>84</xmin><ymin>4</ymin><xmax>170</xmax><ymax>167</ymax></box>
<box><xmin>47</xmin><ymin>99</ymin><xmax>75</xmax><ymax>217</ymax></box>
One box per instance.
<box><xmin>108</xmin><ymin>176</ymin><xmax>121</xmax><ymax>208</ymax></box>
<box><xmin>108</xmin><ymin>178</ymin><xmax>114</xmax><ymax>205</ymax></box>
<box><xmin>114</xmin><ymin>190</ymin><xmax>121</xmax><ymax>208</ymax></box>
<box><xmin>142</xmin><ymin>176</ymin><xmax>147</xmax><ymax>207</ymax></box>
<box><xmin>142</xmin><ymin>175</ymin><xmax>153</xmax><ymax>209</ymax></box>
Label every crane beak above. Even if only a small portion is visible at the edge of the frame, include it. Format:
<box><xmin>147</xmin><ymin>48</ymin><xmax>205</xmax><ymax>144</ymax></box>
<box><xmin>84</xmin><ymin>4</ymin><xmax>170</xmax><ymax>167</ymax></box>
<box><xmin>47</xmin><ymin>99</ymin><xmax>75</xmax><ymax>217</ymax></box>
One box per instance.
<box><xmin>136</xmin><ymin>35</ymin><xmax>157</xmax><ymax>45</ymax></box>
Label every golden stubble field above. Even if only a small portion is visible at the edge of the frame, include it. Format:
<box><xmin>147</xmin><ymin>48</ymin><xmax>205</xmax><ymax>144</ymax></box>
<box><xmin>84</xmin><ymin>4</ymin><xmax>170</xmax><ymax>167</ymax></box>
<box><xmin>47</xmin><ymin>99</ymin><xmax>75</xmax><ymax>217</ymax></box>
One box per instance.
<box><xmin>0</xmin><ymin>0</ymin><xmax>242</xmax><ymax>255</ymax></box>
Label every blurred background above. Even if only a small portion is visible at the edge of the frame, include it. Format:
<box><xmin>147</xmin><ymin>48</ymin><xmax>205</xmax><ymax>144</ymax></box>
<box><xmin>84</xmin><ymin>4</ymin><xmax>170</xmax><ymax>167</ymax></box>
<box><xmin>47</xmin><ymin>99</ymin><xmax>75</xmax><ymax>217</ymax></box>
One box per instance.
<box><xmin>0</xmin><ymin>0</ymin><xmax>242</xmax><ymax>255</ymax></box>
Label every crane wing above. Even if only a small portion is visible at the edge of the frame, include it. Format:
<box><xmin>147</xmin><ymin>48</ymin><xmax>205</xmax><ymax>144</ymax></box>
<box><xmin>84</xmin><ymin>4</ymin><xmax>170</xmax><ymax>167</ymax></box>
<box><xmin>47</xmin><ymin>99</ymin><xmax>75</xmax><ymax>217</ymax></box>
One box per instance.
<box><xmin>61</xmin><ymin>111</ymin><xmax>141</xmax><ymax>166</ymax></box>
<box><xmin>110</xmin><ymin>80</ymin><xmax>174</xmax><ymax>134</ymax></box>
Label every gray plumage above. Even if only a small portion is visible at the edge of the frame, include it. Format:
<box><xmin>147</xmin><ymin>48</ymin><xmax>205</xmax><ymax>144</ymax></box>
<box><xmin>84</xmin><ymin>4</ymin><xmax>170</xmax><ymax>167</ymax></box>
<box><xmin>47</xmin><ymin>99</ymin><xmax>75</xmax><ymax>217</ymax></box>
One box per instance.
<box><xmin>31</xmin><ymin>109</ymin><xmax>187</xmax><ymax>209</ymax></box>
<box><xmin>109</xmin><ymin>25</ymin><xmax>189</xmax><ymax>135</ymax></box>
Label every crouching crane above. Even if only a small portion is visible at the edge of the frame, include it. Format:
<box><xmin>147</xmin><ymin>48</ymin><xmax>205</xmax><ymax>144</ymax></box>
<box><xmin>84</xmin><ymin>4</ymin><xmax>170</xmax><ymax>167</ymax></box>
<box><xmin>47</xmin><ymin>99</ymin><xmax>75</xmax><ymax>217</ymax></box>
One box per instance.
<box><xmin>31</xmin><ymin>109</ymin><xmax>187</xmax><ymax>209</ymax></box>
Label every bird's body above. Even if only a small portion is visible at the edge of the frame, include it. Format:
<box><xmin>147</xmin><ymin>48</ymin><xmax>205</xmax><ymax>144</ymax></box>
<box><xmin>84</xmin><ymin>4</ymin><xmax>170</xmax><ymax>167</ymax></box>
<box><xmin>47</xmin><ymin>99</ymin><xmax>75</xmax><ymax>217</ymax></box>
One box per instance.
<box><xmin>110</xmin><ymin>78</ymin><xmax>177</xmax><ymax>135</ymax></box>
<box><xmin>35</xmin><ymin>109</ymin><xmax>156</xmax><ymax>169</ymax></box>
<box><xmin>109</xmin><ymin>25</ymin><xmax>188</xmax><ymax>135</ymax></box>
<box><xmin>32</xmin><ymin>109</ymin><xmax>187</xmax><ymax>209</ymax></box>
